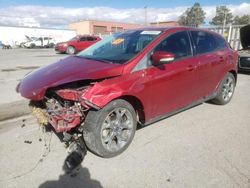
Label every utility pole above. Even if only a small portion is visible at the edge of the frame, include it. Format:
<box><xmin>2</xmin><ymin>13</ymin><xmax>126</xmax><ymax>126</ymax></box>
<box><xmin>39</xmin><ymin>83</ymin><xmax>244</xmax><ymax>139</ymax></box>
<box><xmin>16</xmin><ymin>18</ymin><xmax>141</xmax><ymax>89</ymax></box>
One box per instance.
<box><xmin>144</xmin><ymin>6</ymin><xmax>148</xmax><ymax>26</ymax></box>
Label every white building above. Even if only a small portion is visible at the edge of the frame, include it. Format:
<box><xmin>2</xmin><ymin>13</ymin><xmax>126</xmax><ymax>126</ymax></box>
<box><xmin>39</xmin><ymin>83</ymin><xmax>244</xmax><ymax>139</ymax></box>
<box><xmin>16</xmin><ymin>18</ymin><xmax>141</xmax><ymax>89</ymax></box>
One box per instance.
<box><xmin>0</xmin><ymin>25</ymin><xmax>77</xmax><ymax>46</ymax></box>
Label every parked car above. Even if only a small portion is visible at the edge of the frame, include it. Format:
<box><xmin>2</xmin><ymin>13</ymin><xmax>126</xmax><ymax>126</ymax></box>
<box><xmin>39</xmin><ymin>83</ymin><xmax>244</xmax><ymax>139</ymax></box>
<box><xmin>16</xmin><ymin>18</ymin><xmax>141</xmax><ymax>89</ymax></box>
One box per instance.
<box><xmin>17</xmin><ymin>27</ymin><xmax>238</xmax><ymax>168</ymax></box>
<box><xmin>238</xmin><ymin>24</ymin><xmax>250</xmax><ymax>71</ymax></box>
<box><xmin>24</xmin><ymin>37</ymin><xmax>56</xmax><ymax>48</ymax></box>
<box><xmin>55</xmin><ymin>35</ymin><xmax>101</xmax><ymax>54</ymax></box>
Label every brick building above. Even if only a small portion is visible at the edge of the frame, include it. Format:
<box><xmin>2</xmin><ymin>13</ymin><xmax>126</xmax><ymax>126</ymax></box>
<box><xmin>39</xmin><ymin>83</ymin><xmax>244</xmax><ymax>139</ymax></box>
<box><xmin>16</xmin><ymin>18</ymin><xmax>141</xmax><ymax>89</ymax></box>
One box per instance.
<box><xmin>69</xmin><ymin>20</ymin><xmax>142</xmax><ymax>35</ymax></box>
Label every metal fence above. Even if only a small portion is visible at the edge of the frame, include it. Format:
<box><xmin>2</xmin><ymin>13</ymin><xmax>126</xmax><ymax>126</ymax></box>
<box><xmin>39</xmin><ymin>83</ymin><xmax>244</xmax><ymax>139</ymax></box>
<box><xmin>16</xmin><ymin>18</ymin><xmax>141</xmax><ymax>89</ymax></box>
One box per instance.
<box><xmin>202</xmin><ymin>25</ymin><xmax>245</xmax><ymax>50</ymax></box>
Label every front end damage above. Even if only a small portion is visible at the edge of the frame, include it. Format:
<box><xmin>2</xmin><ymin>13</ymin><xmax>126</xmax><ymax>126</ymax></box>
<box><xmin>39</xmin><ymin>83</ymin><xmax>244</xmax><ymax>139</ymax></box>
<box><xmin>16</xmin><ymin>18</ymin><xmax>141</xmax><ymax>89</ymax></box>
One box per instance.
<box><xmin>29</xmin><ymin>81</ymin><xmax>101</xmax><ymax>172</ymax></box>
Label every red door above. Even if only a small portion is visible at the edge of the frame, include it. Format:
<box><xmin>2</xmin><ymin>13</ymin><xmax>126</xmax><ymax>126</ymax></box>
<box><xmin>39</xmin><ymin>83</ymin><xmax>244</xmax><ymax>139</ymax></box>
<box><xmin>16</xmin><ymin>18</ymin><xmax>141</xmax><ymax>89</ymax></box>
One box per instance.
<box><xmin>146</xmin><ymin>57</ymin><xmax>198</xmax><ymax>119</ymax></box>
<box><xmin>77</xmin><ymin>36</ymin><xmax>98</xmax><ymax>51</ymax></box>
<box><xmin>190</xmin><ymin>31</ymin><xmax>228</xmax><ymax>98</ymax></box>
<box><xmin>144</xmin><ymin>31</ymin><xmax>200</xmax><ymax>120</ymax></box>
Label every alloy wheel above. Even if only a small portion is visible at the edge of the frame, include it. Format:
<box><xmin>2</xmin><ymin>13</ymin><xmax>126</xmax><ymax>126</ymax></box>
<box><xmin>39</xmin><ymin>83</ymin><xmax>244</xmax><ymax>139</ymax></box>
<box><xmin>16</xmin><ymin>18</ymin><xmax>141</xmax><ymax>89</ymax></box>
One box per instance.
<box><xmin>101</xmin><ymin>107</ymin><xmax>134</xmax><ymax>153</ymax></box>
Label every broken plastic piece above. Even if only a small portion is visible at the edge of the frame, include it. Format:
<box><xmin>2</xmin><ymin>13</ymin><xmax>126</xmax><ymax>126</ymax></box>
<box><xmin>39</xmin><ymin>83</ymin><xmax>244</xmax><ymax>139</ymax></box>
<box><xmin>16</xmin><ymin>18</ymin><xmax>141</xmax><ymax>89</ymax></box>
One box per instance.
<box><xmin>63</xmin><ymin>137</ymin><xmax>87</xmax><ymax>173</ymax></box>
<box><xmin>24</xmin><ymin>140</ymin><xmax>32</xmax><ymax>144</ymax></box>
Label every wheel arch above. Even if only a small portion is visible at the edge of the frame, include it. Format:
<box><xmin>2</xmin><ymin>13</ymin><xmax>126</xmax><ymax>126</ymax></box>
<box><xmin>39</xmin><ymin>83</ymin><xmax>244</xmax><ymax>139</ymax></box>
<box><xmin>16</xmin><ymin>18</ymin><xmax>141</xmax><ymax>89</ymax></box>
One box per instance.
<box><xmin>229</xmin><ymin>70</ymin><xmax>237</xmax><ymax>83</ymax></box>
<box><xmin>67</xmin><ymin>45</ymin><xmax>76</xmax><ymax>54</ymax></box>
<box><xmin>116</xmin><ymin>95</ymin><xmax>145</xmax><ymax>124</ymax></box>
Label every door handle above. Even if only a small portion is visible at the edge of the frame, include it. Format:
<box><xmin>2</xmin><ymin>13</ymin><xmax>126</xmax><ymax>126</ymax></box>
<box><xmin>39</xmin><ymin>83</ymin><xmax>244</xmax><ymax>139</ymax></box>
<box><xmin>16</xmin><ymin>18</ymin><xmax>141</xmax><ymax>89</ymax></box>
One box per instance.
<box><xmin>186</xmin><ymin>65</ymin><xmax>195</xmax><ymax>71</ymax></box>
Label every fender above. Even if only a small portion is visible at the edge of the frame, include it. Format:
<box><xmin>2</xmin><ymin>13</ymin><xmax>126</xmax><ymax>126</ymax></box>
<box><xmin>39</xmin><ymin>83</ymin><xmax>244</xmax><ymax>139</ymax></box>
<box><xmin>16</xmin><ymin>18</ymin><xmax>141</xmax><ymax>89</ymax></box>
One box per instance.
<box><xmin>81</xmin><ymin>75</ymin><xmax>146</xmax><ymax>109</ymax></box>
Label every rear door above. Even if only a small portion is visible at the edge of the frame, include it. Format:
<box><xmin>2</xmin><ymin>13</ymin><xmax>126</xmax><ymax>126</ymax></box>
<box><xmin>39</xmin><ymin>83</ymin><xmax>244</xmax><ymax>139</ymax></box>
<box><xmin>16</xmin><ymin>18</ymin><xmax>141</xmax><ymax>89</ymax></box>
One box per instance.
<box><xmin>190</xmin><ymin>30</ymin><xmax>227</xmax><ymax>98</ymax></box>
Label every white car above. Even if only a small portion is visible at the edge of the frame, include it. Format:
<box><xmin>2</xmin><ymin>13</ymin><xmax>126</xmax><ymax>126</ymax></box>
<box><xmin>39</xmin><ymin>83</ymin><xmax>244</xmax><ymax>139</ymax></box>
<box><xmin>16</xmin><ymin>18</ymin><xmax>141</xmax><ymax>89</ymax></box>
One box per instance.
<box><xmin>24</xmin><ymin>37</ymin><xmax>56</xmax><ymax>48</ymax></box>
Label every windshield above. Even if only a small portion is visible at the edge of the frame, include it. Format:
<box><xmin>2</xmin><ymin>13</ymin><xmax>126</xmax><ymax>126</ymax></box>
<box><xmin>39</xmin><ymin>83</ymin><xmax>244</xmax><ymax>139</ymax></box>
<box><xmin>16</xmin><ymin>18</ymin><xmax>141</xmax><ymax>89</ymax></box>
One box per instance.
<box><xmin>77</xmin><ymin>30</ymin><xmax>162</xmax><ymax>64</ymax></box>
<box><xmin>69</xmin><ymin>36</ymin><xmax>79</xmax><ymax>41</ymax></box>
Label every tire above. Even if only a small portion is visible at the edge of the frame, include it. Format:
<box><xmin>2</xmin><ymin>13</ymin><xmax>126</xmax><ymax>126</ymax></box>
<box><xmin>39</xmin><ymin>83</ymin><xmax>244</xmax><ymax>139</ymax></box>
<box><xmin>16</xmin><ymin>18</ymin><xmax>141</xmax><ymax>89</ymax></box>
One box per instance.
<box><xmin>30</xmin><ymin>43</ymin><xmax>36</xmax><ymax>48</ymax></box>
<box><xmin>211</xmin><ymin>72</ymin><xmax>236</xmax><ymax>105</ymax></box>
<box><xmin>49</xmin><ymin>43</ymin><xmax>55</xmax><ymax>48</ymax></box>
<box><xmin>66</xmin><ymin>46</ymin><xmax>76</xmax><ymax>54</ymax></box>
<box><xmin>83</xmin><ymin>99</ymin><xmax>137</xmax><ymax>158</ymax></box>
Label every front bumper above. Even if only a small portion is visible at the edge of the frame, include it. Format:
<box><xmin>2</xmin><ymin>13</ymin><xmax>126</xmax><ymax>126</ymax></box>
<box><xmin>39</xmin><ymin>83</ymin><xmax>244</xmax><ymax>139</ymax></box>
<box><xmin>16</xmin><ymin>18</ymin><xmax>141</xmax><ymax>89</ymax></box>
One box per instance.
<box><xmin>55</xmin><ymin>45</ymin><xmax>67</xmax><ymax>53</ymax></box>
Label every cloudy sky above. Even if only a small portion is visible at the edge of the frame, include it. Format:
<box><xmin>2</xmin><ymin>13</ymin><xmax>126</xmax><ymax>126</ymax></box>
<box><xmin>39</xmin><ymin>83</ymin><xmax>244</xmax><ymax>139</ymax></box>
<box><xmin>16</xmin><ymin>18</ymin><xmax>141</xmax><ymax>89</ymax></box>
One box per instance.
<box><xmin>0</xmin><ymin>0</ymin><xmax>250</xmax><ymax>28</ymax></box>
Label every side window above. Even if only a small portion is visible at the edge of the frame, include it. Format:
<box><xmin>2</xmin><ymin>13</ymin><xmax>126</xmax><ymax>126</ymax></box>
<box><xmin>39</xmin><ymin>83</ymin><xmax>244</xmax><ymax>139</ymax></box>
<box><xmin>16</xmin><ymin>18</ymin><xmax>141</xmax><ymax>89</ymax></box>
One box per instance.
<box><xmin>191</xmin><ymin>31</ymin><xmax>217</xmax><ymax>54</ymax></box>
<box><xmin>154</xmin><ymin>31</ymin><xmax>191</xmax><ymax>60</ymax></box>
<box><xmin>87</xmin><ymin>37</ymin><xmax>95</xmax><ymax>41</ymax></box>
<box><xmin>215</xmin><ymin>35</ymin><xmax>228</xmax><ymax>49</ymax></box>
<box><xmin>79</xmin><ymin>37</ymin><xmax>87</xmax><ymax>41</ymax></box>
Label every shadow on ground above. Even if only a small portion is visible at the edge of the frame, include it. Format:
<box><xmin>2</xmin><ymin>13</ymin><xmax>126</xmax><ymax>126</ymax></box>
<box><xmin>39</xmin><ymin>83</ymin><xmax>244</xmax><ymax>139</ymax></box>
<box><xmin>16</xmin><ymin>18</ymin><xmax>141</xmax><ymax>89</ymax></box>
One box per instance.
<box><xmin>39</xmin><ymin>165</ymin><xmax>103</xmax><ymax>188</ymax></box>
<box><xmin>238</xmin><ymin>70</ymin><xmax>250</xmax><ymax>75</ymax></box>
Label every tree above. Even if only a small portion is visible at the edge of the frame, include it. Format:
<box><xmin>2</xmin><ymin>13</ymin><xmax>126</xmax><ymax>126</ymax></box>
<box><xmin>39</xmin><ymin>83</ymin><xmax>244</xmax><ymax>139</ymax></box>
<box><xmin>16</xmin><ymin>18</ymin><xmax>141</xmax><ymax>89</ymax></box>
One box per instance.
<box><xmin>210</xmin><ymin>6</ymin><xmax>233</xmax><ymax>25</ymax></box>
<box><xmin>233</xmin><ymin>15</ymin><xmax>250</xmax><ymax>25</ymax></box>
<box><xmin>178</xmin><ymin>3</ymin><xmax>206</xmax><ymax>27</ymax></box>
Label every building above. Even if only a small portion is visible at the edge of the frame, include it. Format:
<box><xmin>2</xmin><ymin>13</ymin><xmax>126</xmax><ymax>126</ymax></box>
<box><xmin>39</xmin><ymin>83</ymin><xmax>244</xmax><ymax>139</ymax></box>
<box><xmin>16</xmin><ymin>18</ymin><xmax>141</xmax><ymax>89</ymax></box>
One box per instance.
<box><xmin>150</xmin><ymin>21</ymin><xmax>180</xmax><ymax>27</ymax></box>
<box><xmin>0</xmin><ymin>25</ymin><xmax>76</xmax><ymax>46</ymax></box>
<box><xmin>69</xmin><ymin>20</ymin><xmax>143</xmax><ymax>35</ymax></box>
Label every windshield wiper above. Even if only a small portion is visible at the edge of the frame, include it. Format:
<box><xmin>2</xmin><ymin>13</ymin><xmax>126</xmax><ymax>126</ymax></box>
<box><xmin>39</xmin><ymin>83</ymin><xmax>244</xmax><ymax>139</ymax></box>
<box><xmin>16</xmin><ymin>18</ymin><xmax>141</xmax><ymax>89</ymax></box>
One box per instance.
<box><xmin>96</xmin><ymin>58</ymin><xmax>114</xmax><ymax>64</ymax></box>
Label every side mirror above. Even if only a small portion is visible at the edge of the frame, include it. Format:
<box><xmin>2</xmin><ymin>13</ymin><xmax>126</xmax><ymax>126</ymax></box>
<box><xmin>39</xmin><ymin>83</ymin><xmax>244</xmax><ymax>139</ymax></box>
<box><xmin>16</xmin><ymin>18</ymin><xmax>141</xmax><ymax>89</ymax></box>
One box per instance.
<box><xmin>151</xmin><ymin>51</ymin><xmax>175</xmax><ymax>65</ymax></box>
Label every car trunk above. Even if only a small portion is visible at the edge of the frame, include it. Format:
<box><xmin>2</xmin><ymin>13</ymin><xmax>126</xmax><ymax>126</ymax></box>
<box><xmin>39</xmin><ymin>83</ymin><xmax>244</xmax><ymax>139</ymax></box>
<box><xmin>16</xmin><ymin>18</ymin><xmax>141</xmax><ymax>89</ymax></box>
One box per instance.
<box><xmin>240</xmin><ymin>24</ymin><xmax>250</xmax><ymax>50</ymax></box>
<box><xmin>239</xmin><ymin>24</ymin><xmax>250</xmax><ymax>70</ymax></box>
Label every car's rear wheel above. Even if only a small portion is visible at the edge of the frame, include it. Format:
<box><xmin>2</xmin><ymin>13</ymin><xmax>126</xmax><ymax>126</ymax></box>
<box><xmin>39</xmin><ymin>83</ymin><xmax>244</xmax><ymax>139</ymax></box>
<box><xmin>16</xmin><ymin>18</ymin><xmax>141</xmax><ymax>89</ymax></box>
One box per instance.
<box><xmin>66</xmin><ymin>46</ymin><xmax>76</xmax><ymax>54</ymax></box>
<box><xmin>30</xmin><ymin>43</ymin><xmax>36</xmax><ymax>48</ymax></box>
<box><xmin>49</xmin><ymin>43</ymin><xmax>55</xmax><ymax>48</ymax></box>
<box><xmin>212</xmin><ymin>72</ymin><xmax>236</xmax><ymax>105</ymax></box>
<box><xmin>83</xmin><ymin>99</ymin><xmax>137</xmax><ymax>158</ymax></box>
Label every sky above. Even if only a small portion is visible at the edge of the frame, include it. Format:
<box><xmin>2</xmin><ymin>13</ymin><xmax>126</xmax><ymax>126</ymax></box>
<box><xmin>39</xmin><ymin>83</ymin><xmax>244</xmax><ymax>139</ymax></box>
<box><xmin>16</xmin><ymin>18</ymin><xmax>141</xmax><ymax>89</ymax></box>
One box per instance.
<box><xmin>0</xmin><ymin>0</ymin><xmax>250</xmax><ymax>28</ymax></box>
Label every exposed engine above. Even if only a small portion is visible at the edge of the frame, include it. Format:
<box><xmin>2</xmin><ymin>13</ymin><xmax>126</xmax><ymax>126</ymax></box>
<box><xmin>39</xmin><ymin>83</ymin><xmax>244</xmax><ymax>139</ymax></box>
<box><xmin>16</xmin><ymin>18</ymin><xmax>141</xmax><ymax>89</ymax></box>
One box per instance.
<box><xmin>29</xmin><ymin>84</ymin><xmax>93</xmax><ymax>173</ymax></box>
<box><xmin>29</xmin><ymin>82</ymin><xmax>93</xmax><ymax>132</ymax></box>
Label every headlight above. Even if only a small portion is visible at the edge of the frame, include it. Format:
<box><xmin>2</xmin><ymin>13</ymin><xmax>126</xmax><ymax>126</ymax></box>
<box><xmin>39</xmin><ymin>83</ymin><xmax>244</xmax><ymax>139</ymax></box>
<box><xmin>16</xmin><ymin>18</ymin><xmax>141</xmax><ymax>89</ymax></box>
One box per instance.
<box><xmin>63</xmin><ymin>43</ymin><xmax>68</xmax><ymax>47</ymax></box>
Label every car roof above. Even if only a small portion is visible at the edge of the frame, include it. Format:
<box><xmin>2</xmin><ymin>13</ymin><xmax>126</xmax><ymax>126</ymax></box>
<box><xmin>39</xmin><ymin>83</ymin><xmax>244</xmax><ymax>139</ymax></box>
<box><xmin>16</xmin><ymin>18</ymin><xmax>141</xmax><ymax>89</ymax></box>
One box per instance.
<box><xmin>132</xmin><ymin>26</ymin><xmax>224</xmax><ymax>39</ymax></box>
<box><xmin>131</xmin><ymin>26</ymin><xmax>190</xmax><ymax>32</ymax></box>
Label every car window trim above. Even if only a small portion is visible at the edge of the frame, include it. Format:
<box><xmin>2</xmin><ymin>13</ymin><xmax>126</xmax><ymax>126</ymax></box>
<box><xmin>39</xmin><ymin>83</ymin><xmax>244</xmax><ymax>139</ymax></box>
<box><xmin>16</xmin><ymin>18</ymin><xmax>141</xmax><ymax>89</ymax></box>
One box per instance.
<box><xmin>189</xmin><ymin>30</ymin><xmax>227</xmax><ymax>56</ymax></box>
<box><xmin>132</xmin><ymin>30</ymin><xmax>195</xmax><ymax>73</ymax></box>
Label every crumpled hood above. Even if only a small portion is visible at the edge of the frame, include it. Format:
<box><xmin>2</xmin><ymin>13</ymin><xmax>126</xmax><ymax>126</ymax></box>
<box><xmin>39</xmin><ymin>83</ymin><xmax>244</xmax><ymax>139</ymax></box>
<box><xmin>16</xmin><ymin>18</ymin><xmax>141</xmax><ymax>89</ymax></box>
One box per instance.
<box><xmin>240</xmin><ymin>24</ymin><xmax>250</xmax><ymax>49</ymax></box>
<box><xmin>18</xmin><ymin>56</ymin><xmax>123</xmax><ymax>100</ymax></box>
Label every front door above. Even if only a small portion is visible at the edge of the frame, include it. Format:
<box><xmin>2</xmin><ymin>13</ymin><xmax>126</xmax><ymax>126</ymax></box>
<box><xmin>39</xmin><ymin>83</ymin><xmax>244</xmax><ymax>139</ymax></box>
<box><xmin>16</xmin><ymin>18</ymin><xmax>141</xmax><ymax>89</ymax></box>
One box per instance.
<box><xmin>145</xmin><ymin>31</ymin><xmax>199</xmax><ymax>119</ymax></box>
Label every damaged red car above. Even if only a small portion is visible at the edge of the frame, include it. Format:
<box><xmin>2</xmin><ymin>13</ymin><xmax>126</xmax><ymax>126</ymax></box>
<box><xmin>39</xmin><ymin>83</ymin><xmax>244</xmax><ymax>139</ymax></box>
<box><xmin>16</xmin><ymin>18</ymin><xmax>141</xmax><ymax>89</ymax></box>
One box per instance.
<box><xmin>17</xmin><ymin>27</ymin><xmax>238</xmax><ymax>160</ymax></box>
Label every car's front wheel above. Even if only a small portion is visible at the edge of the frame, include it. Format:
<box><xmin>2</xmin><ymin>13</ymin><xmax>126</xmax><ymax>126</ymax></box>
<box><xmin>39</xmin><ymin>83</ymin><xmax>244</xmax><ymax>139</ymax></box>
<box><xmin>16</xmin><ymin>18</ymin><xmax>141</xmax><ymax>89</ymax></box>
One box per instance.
<box><xmin>212</xmin><ymin>72</ymin><xmax>236</xmax><ymax>105</ymax></box>
<box><xmin>66</xmin><ymin>46</ymin><xmax>76</xmax><ymax>54</ymax></box>
<box><xmin>83</xmin><ymin>99</ymin><xmax>137</xmax><ymax>158</ymax></box>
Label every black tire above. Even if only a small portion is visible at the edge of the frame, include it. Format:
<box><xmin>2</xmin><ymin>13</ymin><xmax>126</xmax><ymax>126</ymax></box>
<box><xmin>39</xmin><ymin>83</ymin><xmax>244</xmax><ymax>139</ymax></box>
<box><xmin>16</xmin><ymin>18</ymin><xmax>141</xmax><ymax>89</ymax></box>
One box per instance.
<box><xmin>83</xmin><ymin>99</ymin><xmax>137</xmax><ymax>158</ymax></box>
<box><xmin>211</xmin><ymin>72</ymin><xmax>236</xmax><ymax>105</ymax></box>
<box><xmin>49</xmin><ymin>43</ymin><xmax>55</xmax><ymax>48</ymax></box>
<box><xmin>30</xmin><ymin>43</ymin><xmax>36</xmax><ymax>48</ymax></box>
<box><xmin>66</xmin><ymin>46</ymin><xmax>76</xmax><ymax>54</ymax></box>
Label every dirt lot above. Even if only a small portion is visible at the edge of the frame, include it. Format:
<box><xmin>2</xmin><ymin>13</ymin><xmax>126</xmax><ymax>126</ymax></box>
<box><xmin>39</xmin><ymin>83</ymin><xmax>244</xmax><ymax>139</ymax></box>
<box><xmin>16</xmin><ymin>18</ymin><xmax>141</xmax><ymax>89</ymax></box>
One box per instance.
<box><xmin>0</xmin><ymin>49</ymin><xmax>250</xmax><ymax>188</ymax></box>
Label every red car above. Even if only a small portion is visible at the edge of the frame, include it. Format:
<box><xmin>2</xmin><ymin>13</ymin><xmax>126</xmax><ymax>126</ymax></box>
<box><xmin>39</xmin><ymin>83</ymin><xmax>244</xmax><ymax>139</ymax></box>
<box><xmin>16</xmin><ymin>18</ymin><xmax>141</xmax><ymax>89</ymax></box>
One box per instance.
<box><xmin>17</xmin><ymin>27</ymin><xmax>238</xmax><ymax>165</ymax></box>
<box><xmin>55</xmin><ymin>35</ymin><xmax>101</xmax><ymax>54</ymax></box>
